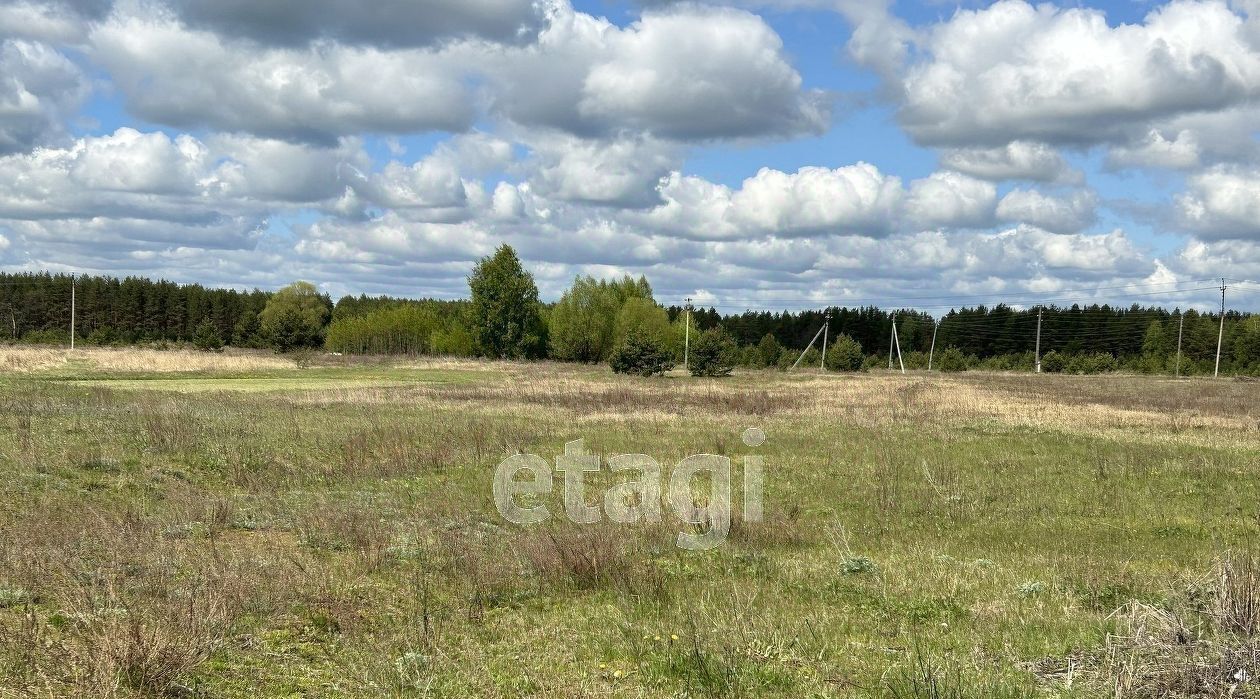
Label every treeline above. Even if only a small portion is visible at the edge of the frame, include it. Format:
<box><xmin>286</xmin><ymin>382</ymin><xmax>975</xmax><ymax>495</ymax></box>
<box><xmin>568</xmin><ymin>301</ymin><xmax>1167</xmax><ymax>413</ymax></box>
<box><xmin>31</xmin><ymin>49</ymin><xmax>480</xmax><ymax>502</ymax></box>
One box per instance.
<box><xmin>0</xmin><ymin>272</ymin><xmax>276</xmax><ymax>346</ymax></box>
<box><xmin>3</xmin><ymin>251</ymin><xmax>1259</xmax><ymax>375</ymax></box>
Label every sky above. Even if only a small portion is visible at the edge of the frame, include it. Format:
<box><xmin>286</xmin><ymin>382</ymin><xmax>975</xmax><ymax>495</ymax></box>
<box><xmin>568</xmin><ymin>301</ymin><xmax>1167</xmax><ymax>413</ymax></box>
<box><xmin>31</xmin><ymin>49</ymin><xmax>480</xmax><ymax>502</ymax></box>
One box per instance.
<box><xmin>2</xmin><ymin>0</ymin><xmax>1260</xmax><ymax>313</ymax></box>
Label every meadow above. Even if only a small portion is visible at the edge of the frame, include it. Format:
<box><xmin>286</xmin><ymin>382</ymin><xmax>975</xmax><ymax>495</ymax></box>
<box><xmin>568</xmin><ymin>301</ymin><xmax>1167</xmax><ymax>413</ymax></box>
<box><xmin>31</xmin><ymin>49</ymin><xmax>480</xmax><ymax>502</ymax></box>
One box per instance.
<box><xmin>0</xmin><ymin>346</ymin><xmax>1258</xmax><ymax>698</ymax></box>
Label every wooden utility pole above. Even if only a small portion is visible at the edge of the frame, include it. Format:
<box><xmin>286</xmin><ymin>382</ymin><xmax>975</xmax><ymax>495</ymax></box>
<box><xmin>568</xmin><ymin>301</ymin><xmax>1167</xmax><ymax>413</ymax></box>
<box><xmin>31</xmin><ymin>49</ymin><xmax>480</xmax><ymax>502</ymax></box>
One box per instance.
<box><xmin>1034</xmin><ymin>308</ymin><xmax>1042</xmax><ymax>373</ymax></box>
<box><xmin>819</xmin><ymin>310</ymin><xmax>830</xmax><ymax>370</ymax></box>
<box><xmin>1175</xmin><ymin>312</ymin><xmax>1184</xmax><ymax>378</ymax></box>
<box><xmin>790</xmin><ymin>321</ymin><xmax>827</xmax><ymax>370</ymax></box>
<box><xmin>888</xmin><ymin>314</ymin><xmax>895</xmax><ymax>370</ymax></box>
<box><xmin>683</xmin><ymin>297</ymin><xmax>692</xmax><ymax>372</ymax></box>
<box><xmin>69</xmin><ymin>273</ymin><xmax>75</xmax><ymax>350</ymax></box>
<box><xmin>928</xmin><ymin>317</ymin><xmax>939</xmax><ymax>371</ymax></box>
<box><xmin>1214</xmin><ymin>279</ymin><xmax>1226</xmax><ymax>378</ymax></box>
<box><xmin>892</xmin><ymin>317</ymin><xmax>905</xmax><ymax>374</ymax></box>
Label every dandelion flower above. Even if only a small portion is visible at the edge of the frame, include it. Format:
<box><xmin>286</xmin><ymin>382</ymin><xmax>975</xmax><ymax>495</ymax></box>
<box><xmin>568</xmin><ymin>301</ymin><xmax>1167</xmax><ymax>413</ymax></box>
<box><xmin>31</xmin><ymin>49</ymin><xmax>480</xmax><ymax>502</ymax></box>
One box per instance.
<box><xmin>670</xmin><ymin>634</ymin><xmax>679</xmax><ymax>641</ymax></box>
<box><xmin>613</xmin><ymin>670</ymin><xmax>623</xmax><ymax>679</ymax></box>
<box><xmin>653</xmin><ymin>635</ymin><xmax>661</xmax><ymax>642</ymax></box>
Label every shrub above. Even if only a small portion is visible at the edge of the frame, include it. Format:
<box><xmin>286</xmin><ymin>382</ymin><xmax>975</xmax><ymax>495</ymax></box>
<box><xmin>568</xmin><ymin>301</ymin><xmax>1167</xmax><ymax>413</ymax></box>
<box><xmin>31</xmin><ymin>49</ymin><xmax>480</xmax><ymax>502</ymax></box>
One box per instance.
<box><xmin>1066</xmin><ymin>352</ymin><xmax>1117</xmax><ymax>375</ymax></box>
<box><xmin>192</xmin><ymin>320</ymin><xmax>223</xmax><ymax>352</ymax></box>
<box><xmin>430</xmin><ymin>322</ymin><xmax>475</xmax><ymax>357</ymax></box>
<box><xmin>977</xmin><ymin>352</ymin><xmax>1035</xmax><ymax>372</ymax></box>
<box><xmin>825</xmin><ymin>334</ymin><xmax>864</xmax><ymax>372</ymax></box>
<box><xmin>20</xmin><ymin>329</ymin><xmax>68</xmax><ymax>345</ymax></box>
<box><xmin>799</xmin><ymin>346</ymin><xmax>822</xmax><ymax>369</ymax></box>
<box><xmin>737</xmin><ymin>345</ymin><xmax>761</xmax><ymax>367</ymax></box>
<box><xmin>609</xmin><ymin>330</ymin><xmax>675</xmax><ymax>377</ymax></box>
<box><xmin>1040</xmin><ymin>349</ymin><xmax>1065</xmax><ymax>373</ymax></box>
<box><xmin>688</xmin><ymin>327</ymin><xmax>737</xmax><ymax>377</ymax></box>
<box><xmin>86</xmin><ymin>327</ymin><xmax>120</xmax><ymax>346</ymax></box>
<box><xmin>935</xmin><ymin>347</ymin><xmax>969</xmax><ymax>373</ymax></box>
<box><xmin>902</xmin><ymin>351</ymin><xmax>930</xmax><ymax>370</ymax></box>
<box><xmin>755</xmin><ymin>333</ymin><xmax>781</xmax><ymax>368</ymax></box>
<box><xmin>775</xmin><ymin>350</ymin><xmax>797</xmax><ymax>371</ymax></box>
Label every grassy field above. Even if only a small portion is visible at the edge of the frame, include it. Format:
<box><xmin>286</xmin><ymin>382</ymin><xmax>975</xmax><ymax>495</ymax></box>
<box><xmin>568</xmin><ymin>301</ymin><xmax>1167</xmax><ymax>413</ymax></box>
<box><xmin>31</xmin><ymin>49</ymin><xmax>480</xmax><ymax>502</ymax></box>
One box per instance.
<box><xmin>1</xmin><ymin>347</ymin><xmax>1259</xmax><ymax>698</ymax></box>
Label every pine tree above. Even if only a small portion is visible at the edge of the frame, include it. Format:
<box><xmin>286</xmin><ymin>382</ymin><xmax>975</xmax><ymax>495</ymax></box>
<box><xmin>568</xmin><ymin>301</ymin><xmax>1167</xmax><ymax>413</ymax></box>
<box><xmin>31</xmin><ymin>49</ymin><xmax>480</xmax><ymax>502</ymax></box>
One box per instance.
<box><xmin>688</xmin><ymin>327</ymin><xmax>737</xmax><ymax>377</ymax></box>
<box><xmin>192</xmin><ymin>319</ymin><xmax>223</xmax><ymax>352</ymax></box>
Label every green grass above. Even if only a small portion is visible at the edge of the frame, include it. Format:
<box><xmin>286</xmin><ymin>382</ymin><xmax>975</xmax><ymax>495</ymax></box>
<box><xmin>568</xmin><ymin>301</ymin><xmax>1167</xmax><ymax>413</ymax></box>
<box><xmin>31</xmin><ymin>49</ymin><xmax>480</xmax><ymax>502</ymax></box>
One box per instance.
<box><xmin>1</xmin><ymin>352</ymin><xmax>1258</xmax><ymax>697</ymax></box>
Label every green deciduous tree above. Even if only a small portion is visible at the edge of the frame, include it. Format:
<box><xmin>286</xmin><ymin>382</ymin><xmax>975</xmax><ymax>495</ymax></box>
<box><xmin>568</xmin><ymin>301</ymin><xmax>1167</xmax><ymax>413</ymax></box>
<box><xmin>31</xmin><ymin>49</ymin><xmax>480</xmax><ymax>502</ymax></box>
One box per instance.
<box><xmin>548</xmin><ymin>276</ymin><xmax>619</xmax><ymax>362</ymax></box>
<box><xmin>548</xmin><ymin>274</ymin><xmax>658</xmax><ymax>362</ymax></box>
<box><xmin>325</xmin><ymin>304</ymin><xmax>441</xmax><ymax>355</ymax></box>
<box><xmin>467</xmin><ymin>245</ymin><xmax>545</xmax><ymax>359</ymax></box>
<box><xmin>613</xmin><ymin>297</ymin><xmax>672</xmax><ymax>347</ymax></box>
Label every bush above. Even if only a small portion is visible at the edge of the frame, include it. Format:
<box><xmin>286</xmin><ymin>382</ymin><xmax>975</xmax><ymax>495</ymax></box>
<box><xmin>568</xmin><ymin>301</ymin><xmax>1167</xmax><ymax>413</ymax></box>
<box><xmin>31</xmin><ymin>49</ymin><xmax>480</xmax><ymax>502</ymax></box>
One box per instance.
<box><xmin>20</xmin><ymin>329</ymin><xmax>68</xmax><ymax>345</ymax></box>
<box><xmin>430</xmin><ymin>322</ymin><xmax>475</xmax><ymax>357</ymax></box>
<box><xmin>86</xmin><ymin>327</ymin><xmax>121</xmax><ymax>346</ymax></box>
<box><xmin>192</xmin><ymin>320</ymin><xmax>223</xmax><ymax>352</ymax></box>
<box><xmin>737</xmin><ymin>345</ymin><xmax>762</xmax><ymax>367</ymax></box>
<box><xmin>902</xmin><ymin>350</ymin><xmax>930</xmax><ymax>370</ymax></box>
<box><xmin>825</xmin><ymin>334</ymin><xmax>864</xmax><ymax>372</ymax></box>
<box><xmin>775</xmin><ymin>350</ymin><xmax>797</xmax><ymax>371</ymax></box>
<box><xmin>977</xmin><ymin>351</ymin><xmax>1034</xmax><ymax>372</ymax></box>
<box><xmin>688</xmin><ymin>327</ymin><xmax>737</xmax><ymax>377</ymax></box>
<box><xmin>1066</xmin><ymin>352</ymin><xmax>1117</xmax><ymax>375</ymax></box>
<box><xmin>935</xmin><ymin>347</ymin><xmax>969</xmax><ymax>373</ymax></box>
<box><xmin>1040</xmin><ymin>350</ymin><xmax>1065</xmax><ymax>373</ymax></box>
<box><xmin>609</xmin><ymin>330</ymin><xmax>675</xmax><ymax>377</ymax></box>
<box><xmin>755</xmin><ymin>333</ymin><xmax>781</xmax><ymax>368</ymax></box>
<box><xmin>798</xmin><ymin>346</ymin><xmax>822</xmax><ymax>369</ymax></box>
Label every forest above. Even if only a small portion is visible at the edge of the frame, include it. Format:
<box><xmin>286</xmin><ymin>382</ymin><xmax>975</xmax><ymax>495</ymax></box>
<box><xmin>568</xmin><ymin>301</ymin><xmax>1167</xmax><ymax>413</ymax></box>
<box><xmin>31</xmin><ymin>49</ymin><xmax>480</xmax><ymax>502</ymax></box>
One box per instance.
<box><xmin>2</xmin><ymin>253</ymin><xmax>1258</xmax><ymax>376</ymax></box>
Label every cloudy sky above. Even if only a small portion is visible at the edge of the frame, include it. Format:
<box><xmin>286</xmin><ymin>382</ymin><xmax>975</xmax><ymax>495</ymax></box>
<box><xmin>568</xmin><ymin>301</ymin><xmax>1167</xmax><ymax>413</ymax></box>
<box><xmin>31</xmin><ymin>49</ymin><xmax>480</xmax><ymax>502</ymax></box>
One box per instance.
<box><xmin>3</xmin><ymin>0</ymin><xmax>1260</xmax><ymax>312</ymax></box>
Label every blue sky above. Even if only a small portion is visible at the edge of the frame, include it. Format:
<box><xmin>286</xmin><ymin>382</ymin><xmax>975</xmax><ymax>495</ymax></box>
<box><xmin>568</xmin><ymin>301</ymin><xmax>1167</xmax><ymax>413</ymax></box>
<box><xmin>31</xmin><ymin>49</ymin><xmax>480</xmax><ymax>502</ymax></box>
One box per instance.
<box><xmin>1</xmin><ymin>0</ymin><xmax>1259</xmax><ymax>312</ymax></box>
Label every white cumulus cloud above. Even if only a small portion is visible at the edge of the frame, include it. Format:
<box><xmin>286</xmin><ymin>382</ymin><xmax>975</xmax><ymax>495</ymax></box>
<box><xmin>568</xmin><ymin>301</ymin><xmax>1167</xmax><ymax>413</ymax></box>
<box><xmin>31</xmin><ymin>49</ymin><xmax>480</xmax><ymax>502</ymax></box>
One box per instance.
<box><xmin>996</xmin><ymin>189</ymin><xmax>1099</xmax><ymax>234</ymax></box>
<box><xmin>904</xmin><ymin>171</ymin><xmax>997</xmax><ymax>229</ymax></box>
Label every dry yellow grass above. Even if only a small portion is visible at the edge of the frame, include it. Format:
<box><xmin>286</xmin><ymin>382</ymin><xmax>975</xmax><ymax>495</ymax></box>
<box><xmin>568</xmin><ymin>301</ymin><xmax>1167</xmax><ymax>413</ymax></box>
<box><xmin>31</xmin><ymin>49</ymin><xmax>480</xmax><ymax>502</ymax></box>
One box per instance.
<box><xmin>0</xmin><ymin>346</ymin><xmax>296</xmax><ymax>374</ymax></box>
<box><xmin>277</xmin><ymin>366</ymin><xmax>1260</xmax><ymax>449</ymax></box>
